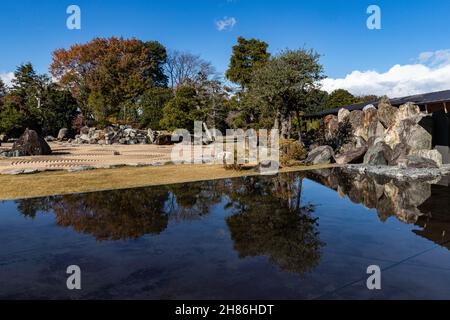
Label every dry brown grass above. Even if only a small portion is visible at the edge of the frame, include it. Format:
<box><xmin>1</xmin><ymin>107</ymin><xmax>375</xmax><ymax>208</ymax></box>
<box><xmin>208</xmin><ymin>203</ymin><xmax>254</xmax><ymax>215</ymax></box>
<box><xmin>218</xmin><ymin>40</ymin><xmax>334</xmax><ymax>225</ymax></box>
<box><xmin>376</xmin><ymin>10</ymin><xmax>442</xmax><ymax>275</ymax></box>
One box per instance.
<box><xmin>0</xmin><ymin>163</ymin><xmax>333</xmax><ymax>200</ymax></box>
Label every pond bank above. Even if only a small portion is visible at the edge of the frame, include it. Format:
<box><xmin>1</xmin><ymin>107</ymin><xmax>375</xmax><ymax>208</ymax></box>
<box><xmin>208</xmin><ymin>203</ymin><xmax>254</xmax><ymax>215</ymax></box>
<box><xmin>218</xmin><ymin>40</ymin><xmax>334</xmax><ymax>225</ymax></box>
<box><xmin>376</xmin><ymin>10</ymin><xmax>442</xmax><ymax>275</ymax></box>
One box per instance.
<box><xmin>0</xmin><ymin>163</ymin><xmax>333</xmax><ymax>201</ymax></box>
<box><xmin>343</xmin><ymin>164</ymin><xmax>450</xmax><ymax>182</ymax></box>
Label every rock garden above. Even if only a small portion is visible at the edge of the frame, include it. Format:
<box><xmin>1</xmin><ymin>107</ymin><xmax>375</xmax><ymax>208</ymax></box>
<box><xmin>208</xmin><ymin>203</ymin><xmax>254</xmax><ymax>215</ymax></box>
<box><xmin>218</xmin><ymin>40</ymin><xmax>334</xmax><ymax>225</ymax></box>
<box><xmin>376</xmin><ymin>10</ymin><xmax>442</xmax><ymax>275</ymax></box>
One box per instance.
<box><xmin>303</xmin><ymin>96</ymin><xmax>450</xmax><ymax>179</ymax></box>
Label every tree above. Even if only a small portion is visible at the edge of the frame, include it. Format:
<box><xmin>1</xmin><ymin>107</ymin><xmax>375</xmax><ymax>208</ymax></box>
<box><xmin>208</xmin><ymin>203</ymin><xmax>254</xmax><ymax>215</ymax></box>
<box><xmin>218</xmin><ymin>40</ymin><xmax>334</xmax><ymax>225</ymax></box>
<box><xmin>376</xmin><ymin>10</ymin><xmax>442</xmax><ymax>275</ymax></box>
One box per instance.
<box><xmin>39</xmin><ymin>84</ymin><xmax>79</xmax><ymax>136</ymax></box>
<box><xmin>195</xmin><ymin>78</ymin><xmax>230</xmax><ymax>132</ymax></box>
<box><xmin>357</xmin><ymin>94</ymin><xmax>379</xmax><ymax>104</ymax></box>
<box><xmin>165</xmin><ymin>50</ymin><xmax>216</xmax><ymax>89</ymax></box>
<box><xmin>0</xmin><ymin>78</ymin><xmax>6</xmax><ymax>101</ymax></box>
<box><xmin>226</xmin><ymin>37</ymin><xmax>270</xmax><ymax>90</ymax></box>
<box><xmin>160</xmin><ymin>85</ymin><xmax>200</xmax><ymax>131</ymax></box>
<box><xmin>0</xmin><ymin>63</ymin><xmax>79</xmax><ymax>137</ymax></box>
<box><xmin>325</xmin><ymin>89</ymin><xmax>357</xmax><ymax>109</ymax></box>
<box><xmin>0</xmin><ymin>63</ymin><xmax>44</xmax><ymax>134</ymax></box>
<box><xmin>138</xmin><ymin>87</ymin><xmax>173</xmax><ymax>130</ymax></box>
<box><xmin>50</xmin><ymin>37</ymin><xmax>168</xmax><ymax>124</ymax></box>
<box><xmin>249</xmin><ymin>49</ymin><xmax>325</xmax><ymax>140</ymax></box>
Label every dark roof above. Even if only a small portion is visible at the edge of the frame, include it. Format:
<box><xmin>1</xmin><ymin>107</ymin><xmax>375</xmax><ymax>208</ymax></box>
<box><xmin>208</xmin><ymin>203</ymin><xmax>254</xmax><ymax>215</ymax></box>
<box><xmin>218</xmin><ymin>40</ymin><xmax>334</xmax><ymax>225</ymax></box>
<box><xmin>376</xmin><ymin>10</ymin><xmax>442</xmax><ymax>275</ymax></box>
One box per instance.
<box><xmin>304</xmin><ymin>89</ymin><xmax>450</xmax><ymax>118</ymax></box>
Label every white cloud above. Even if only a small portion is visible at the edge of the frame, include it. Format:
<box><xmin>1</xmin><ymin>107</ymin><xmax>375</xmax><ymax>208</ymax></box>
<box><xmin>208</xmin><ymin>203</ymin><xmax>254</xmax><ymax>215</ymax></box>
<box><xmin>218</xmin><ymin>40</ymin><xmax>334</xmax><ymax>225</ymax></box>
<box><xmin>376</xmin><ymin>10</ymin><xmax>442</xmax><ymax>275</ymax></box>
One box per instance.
<box><xmin>321</xmin><ymin>49</ymin><xmax>450</xmax><ymax>97</ymax></box>
<box><xmin>215</xmin><ymin>16</ymin><xmax>237</xmax><ymax>31</ymax></box>
<box><xmin>0</xmin><ymin>72</ymin><xmax>14</xmax><ymax>87</ymax></box>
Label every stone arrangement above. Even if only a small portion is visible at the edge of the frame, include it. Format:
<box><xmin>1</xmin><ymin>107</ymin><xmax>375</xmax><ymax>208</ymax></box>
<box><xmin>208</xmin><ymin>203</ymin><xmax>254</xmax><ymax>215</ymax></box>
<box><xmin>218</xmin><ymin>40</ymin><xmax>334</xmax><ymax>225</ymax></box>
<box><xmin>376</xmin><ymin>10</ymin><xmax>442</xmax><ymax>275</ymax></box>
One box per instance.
<box><xmin>62</xmin><ymin>125</ymin><xmax>174</xmax><ymax>146</ymax></box>
<box><xmin>306</xmin><ymin>97</ymin><xmax>444</xmax><ymax>169</ymax></box>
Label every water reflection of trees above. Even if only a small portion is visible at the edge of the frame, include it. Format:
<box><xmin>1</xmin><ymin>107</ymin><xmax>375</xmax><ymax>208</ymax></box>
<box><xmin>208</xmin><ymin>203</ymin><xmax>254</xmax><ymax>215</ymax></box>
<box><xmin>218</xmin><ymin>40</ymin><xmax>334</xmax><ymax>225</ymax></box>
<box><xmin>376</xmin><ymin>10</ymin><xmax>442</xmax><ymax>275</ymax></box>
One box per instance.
<box><xmin>18</xmin><ymin>188</ymin><xmax>170</xmax><ymax>240</ymax></box>
<box><xmin>224</xmin><ymin>173</ymin><xmax>324</xmax><ymax>275</ymax></box>
<box><xmin>15</xmin><ymin>173</ymin><xmax>324</xmax><ymax>274</ymax></box>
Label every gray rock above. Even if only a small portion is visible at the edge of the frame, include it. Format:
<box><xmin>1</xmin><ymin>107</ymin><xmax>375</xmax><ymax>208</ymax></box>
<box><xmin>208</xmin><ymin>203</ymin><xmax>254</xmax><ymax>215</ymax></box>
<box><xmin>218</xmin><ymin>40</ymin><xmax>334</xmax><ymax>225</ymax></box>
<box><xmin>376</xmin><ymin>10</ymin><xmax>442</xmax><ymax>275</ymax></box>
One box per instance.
<box><xmin>363</xmin><ymin>104</ymin><xmax>376</xmax><ymax>111</ymax></box>
<box><xmin>2</xmin><ymin>168</ymin><xmax>40</xmax><ymax>175</ymax></box>
<box><xmin>338</xmin><ymin>108</ymin><xmax>350</xmax><ymax>123</ymax></box>
<box><xmin>67</xmin><ymin>166</ymin><xmax>96</xmax><ymax>172</ymax></box>
<box><xmin>0</xmin><ymin>134</ymin><xmax>8</xmax><ymax>143</ymax></box>
<box><xmin>388</xmin><ymin>143</ymin><xmax>410</xmax><ymax>165</ymax></box>
<box><xmin>377</xmin><ymin>96</ymin><xmax>398</xmax><ymax>128</ymax></box>
<box><xmin>57</xmin><ymin>128</ymin><xmax>68</xmax><ymax>140</ymax></box>
<box><xmin>1</xmin><ymin>149</ymin><xmax>27</xmax><ymax>157</ymax></box>
<box><xmin>364</xmin><ymin>142</ymin><xmax>392</xmax><ymax>166</ymax></box>
<box><xmin>410</xmin><ymin>149</ymin><xmax>443</xmax><ymax>167</ymax></box>
<box><xmin>335</xmin><ymin>145</ymin><xmax>367</xmax><ymax>164</ymax></box>
<box><xmin>404</xmin><ymin>155</ymin><xmax>439</xmax><ymax>169</ymax></box>
<box><xmin>306</xmin><ymin>146</ymin><xmax>334</xmax><ymax>164</ymax></box>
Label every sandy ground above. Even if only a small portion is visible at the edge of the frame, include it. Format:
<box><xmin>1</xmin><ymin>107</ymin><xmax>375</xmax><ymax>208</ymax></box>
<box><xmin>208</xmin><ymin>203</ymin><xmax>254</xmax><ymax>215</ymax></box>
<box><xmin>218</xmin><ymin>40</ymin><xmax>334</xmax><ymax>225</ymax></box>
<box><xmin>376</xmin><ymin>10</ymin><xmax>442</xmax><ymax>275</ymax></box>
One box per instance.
<box><xmin>0</xmin><ymin>142</ymin><xmax>175</xmax><ymax>174</ymax></box>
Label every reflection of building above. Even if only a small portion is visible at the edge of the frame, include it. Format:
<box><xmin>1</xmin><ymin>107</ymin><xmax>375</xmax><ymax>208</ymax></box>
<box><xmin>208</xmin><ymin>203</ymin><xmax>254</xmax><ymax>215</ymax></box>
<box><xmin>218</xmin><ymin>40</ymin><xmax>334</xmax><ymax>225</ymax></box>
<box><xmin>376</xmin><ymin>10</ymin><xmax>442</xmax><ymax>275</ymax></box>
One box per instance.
<box><xmin>307</xmin><ymin>168</ymin><xmax>450</xmax><ymax>251</ymax></box>
<box><xmin>416</xmin><ymin>183</ymin><xmax>450</xmax><ymax>250</ymax></box>
<box><xmin>304</xmin><ymin>90</ymin><xmax>450</xmax><ymax>163</ymax></box>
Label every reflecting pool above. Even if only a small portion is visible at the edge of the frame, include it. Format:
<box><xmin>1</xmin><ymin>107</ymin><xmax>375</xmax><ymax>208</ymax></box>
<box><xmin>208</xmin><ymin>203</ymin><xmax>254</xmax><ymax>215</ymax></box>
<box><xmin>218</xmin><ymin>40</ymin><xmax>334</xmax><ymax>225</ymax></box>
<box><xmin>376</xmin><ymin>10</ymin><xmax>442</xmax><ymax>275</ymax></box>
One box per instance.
<box><xmin>1</xmin><ymin>170</ymin><xmax>450</xmax><ymax>299</ymax></box>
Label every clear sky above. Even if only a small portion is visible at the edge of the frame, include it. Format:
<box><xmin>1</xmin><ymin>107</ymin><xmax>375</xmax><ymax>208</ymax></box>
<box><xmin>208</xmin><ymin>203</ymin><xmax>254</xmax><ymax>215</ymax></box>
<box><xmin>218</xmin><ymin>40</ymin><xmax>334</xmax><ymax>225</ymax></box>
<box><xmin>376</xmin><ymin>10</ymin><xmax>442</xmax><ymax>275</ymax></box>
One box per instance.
<box><xmin>1</xmin><ymin>0</ymin><xmax>450</xmax><ymax>96</ymax></box>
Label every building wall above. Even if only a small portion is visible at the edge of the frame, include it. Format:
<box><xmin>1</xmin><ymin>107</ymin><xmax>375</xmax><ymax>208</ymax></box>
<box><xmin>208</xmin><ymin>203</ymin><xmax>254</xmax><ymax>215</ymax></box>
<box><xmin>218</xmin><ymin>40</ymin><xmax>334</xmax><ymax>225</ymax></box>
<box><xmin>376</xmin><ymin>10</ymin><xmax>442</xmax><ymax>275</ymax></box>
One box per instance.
<box><xmin>431</xmin><ymin>111</ymin><xmax>450</xmax><ymax>164</ymax></box>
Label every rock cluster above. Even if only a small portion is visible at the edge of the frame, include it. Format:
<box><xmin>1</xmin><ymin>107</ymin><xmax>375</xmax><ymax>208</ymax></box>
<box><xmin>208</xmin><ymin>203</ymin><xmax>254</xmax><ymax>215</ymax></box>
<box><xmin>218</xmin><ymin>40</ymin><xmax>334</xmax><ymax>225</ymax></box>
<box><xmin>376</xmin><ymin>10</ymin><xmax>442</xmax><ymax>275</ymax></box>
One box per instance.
<box><xmin>306</xmin><ymin>97</ymin><xmax>442</xmax><ymax>169</ymax></box>
<box><xmin>72</xmin><ymin>125</ymin><xmax>171</xmax><ymax>145</ymax></box>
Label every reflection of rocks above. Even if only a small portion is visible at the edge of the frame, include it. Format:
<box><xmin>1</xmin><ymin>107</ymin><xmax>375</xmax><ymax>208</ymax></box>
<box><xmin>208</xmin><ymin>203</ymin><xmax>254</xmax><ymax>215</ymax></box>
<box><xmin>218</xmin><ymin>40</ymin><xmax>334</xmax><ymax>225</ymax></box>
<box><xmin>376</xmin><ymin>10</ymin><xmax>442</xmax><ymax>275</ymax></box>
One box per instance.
<box><xmin>307</xmin><ymin>168</ymin><xmax>450</xmax><ymax>250</ymax></box>
<box><xmin>307</xmin><ymin>168</ymin><xmax>432</xmax><ymax>224</ymax></box>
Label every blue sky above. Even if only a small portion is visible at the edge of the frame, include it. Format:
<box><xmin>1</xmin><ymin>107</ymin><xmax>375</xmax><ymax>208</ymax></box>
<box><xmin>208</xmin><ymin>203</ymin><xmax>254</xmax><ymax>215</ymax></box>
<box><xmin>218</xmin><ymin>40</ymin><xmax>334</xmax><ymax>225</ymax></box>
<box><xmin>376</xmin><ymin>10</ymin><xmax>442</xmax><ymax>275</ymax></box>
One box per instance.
<box><xmin>1</xmin><ymin>0</ymin><xmax>450</xmax><ymax>96</ymax></box>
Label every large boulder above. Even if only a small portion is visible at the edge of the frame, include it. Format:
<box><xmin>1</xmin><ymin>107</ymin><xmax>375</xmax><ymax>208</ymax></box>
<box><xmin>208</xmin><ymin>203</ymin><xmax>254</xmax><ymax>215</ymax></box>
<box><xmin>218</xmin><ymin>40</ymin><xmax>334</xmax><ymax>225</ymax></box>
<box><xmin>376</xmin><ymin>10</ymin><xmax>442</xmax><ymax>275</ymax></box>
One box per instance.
<box><xmin>371</xmin><ymin>122</ymin><xmax>385</xmax><ymax>139</ymax></box>
<box><xmin>396</xmin><ymin>102</ymin><xmax>421</xmax><ymax>122</ymax></box>
<box><xmin>363</xmin><ymin>107</ymin><xmax>384</xmax><ymax>139</ymax></box>
<box><xmin>155</xmin><ymin>134</ymin><xmax>174</xmax><ymax>145</ymax></box>
<box><xmin>323</xmin><ymin>115</ymin><xmax>339</xmax><ymax>140</ymax></box>
<box><xmin>363</xmin><ymin>141</ymin><xmax>392</xmax><ymax>166</ymax></box>
<box><xmin>384</xmin><ymin>118</ymin><xmax>432</xmax><ymax>150</ymax></box>
<box><xmin>409</xmin><ymin>149</ymin><xmax>443</xmax><ymax>167</ymax></box>
<box><xmin>305</xmin><ymin>146</ymin><xmax>334</xmax><ymax>164</ymax></box>
<box><xmin>388</xmin><ymin>143</ymin><xmax>410</xmax><ymax>165</ymax></box>
<box><xmin>0</xmin><ymin>133</ymin><xmax>8</xmax><ymax>143</ymax></box>
<box><xmin>80</xmin><ymin>126</ymin><xmax>90</xmax><ymax>135</ymax></box>
<box><xmin>11</xmin><ymin>129</ymin><xmax>52</xmax><ymax>156</ymax></box>
<box><xmin>338</xmin><ymin>108</ymin><xmax>350</xmax><ymax>123</ymax></box>
<box><xmin>57</xmin><ymin>128</ymin><xmax>68</xmax><ymax>140</ymax></box>
<box><xmin>402</xmin><ymin>155</ymin><xmax>440</xmax><ymax>169</ymax></box>
<box><xmin>334</xmin><ymin>145</ymin><xmax>367</xmax><ymax>164</ymax></box>
<box><xmin>377</xmin><ymin>96</ymin><xmax>398</xmax><ymax>128</ymax></box>
<box><xmin>348</xmin><ymin>110</ymin><xmax>366</xmax><ymax>140</ymax></box>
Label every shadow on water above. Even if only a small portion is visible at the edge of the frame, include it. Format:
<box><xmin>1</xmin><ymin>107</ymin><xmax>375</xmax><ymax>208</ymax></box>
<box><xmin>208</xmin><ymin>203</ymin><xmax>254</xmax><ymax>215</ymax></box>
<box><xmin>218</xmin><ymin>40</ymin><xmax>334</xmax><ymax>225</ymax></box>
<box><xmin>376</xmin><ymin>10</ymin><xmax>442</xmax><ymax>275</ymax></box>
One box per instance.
<box><xmin>306</xmin><ymin>168</ymin><xmax>450</xmax><ymax>250</ymax></box>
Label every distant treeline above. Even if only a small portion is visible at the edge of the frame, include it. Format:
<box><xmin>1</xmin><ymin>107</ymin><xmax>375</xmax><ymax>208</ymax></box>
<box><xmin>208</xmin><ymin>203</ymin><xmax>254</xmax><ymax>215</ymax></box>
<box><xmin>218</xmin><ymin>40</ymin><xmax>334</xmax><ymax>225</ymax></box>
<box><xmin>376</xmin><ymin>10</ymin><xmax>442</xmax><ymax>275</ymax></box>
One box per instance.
<box><xmin>0</xmin><ymin>36</ymin><xmax>377</xmax><ymax>139</ymax></box>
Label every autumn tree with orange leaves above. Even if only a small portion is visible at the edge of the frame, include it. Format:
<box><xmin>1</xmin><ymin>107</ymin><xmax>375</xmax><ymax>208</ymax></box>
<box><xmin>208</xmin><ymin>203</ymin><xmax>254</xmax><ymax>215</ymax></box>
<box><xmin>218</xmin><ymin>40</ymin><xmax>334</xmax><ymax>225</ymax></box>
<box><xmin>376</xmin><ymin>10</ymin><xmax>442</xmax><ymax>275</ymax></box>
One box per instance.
<box><xmin>50</xmin><ymin>37</ymin><xmax>167</xmax><ymax>125</ymax></box>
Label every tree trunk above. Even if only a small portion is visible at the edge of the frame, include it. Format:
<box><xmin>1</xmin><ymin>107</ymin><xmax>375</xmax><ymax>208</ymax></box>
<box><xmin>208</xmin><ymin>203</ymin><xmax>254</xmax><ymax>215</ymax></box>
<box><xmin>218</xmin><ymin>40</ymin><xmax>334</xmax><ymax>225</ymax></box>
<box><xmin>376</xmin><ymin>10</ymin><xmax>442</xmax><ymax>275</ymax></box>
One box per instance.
<box><xmin>295</xmin><ymin>110</ymin><xmax>302</xmax><ymax>143</ymax></box>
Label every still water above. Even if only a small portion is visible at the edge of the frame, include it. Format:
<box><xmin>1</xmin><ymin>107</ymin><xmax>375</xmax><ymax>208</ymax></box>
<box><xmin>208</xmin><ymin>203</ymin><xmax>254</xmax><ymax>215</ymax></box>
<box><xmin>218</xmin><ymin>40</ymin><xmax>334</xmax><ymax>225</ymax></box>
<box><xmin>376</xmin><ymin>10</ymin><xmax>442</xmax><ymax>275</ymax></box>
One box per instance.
<box><xmin>1</xmin><ymin>169</ymin><xmax>450</xmax><ymax>299</ymax></box>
